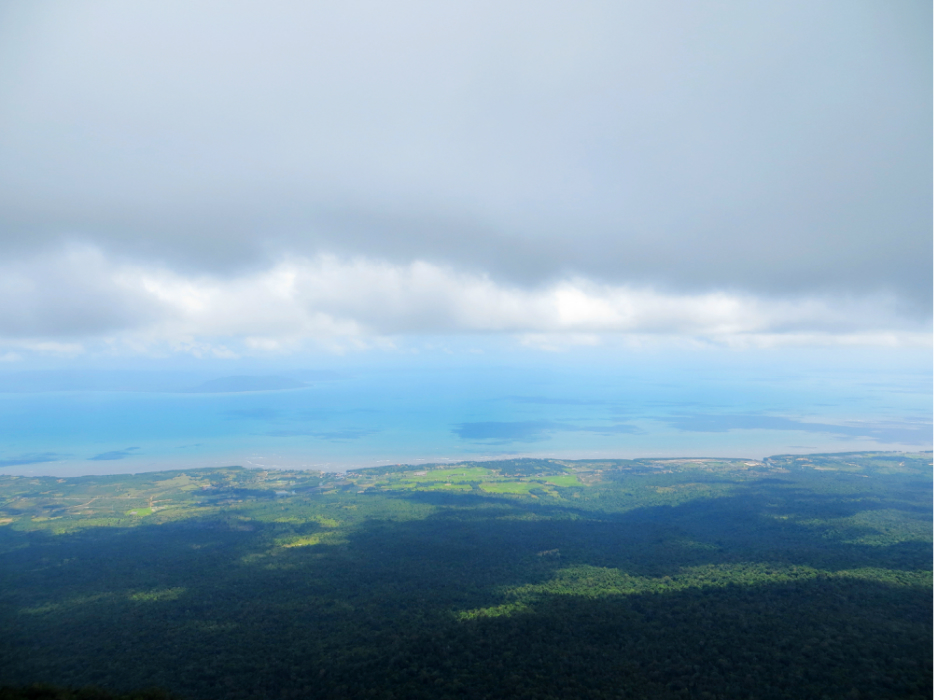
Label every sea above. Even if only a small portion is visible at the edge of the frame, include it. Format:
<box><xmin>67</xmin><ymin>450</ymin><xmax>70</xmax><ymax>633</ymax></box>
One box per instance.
<box><xmin>0</xmin><ymin>345</ymin><xmax>930</xmax><ymax>476</ymax></box>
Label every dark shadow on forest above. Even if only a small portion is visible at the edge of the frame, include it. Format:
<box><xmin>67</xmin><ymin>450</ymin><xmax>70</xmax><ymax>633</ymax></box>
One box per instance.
<box><xmin>0</xmin><ymin>472</ymin><xmax>930</xmax><ymax>700</ymax></box>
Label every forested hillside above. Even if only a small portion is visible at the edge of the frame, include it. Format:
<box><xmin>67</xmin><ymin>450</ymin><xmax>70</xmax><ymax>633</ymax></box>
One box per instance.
<box><xmin>0</xmin><ymin>452</ymin><xmax>930</xmax><ymax>700</ymax></box>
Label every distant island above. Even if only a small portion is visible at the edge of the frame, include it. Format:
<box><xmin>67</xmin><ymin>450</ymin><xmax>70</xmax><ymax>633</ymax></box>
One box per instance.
<box><xmin>0</xmin><ymin>451</ymin><xmax>930</xmax><ymax>699</ymax></box>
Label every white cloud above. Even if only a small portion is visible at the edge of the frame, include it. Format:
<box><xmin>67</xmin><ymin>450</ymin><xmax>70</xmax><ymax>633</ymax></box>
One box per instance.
<box><xmin>0</xmin><ymin>246</ymin><xmax>927</xmax><ymax>356</ymax></box>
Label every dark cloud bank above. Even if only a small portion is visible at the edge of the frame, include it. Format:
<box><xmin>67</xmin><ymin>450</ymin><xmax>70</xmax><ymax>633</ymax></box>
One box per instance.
<box><xmin>0</xmin><ymin>0</ymin><xmax>929</xmax><ymax>342</ymax></box>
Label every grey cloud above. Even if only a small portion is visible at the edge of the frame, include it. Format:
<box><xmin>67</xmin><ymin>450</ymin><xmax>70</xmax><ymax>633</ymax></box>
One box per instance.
<box><xmin>0</xmin><ymin>247</ymin><xmax>164</xmax><ymax>338</ymax></box>
<box><xmin>0</xmin><ymin>1</ymin><xmax>929</xmax><ymax>316</ymax></box>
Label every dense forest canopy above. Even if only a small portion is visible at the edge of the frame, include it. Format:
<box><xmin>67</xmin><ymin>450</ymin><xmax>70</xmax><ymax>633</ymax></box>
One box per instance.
<box><xmin>0</xmin><ymin>452</ymin><xmax>930</xmax><ymax>699</ymax></box>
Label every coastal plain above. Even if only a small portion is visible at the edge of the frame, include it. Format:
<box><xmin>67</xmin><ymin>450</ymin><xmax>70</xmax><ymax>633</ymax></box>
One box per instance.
<box><xmin>0</xmin><ymin>452</ymin><xmax>930</xmax><ymax>699</ymax></box>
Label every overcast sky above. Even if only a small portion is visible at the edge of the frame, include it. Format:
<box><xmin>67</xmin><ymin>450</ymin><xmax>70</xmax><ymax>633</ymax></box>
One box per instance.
<box><xmin>0</xmin><ymin>0</ymin><xmax>929</xmax><ymax>359</ymax></box>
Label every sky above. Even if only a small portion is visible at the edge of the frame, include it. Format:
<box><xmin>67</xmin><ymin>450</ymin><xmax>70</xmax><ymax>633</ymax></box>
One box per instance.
<box><xmin>0</xmin><ymin>0</ymin><xmax>930</xmax><ymax>357</ymax></box>
<box><xmin>0</xmin><ymin>1</ymin><xmax>929</xmax><ymax>471</ymax></box>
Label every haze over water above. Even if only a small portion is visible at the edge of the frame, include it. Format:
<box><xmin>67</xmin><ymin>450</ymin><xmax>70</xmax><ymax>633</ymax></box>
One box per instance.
<box><xmin>2</xmin><ymin>344</ymin><xmax>929</xmax><ymax>477</ymax></box>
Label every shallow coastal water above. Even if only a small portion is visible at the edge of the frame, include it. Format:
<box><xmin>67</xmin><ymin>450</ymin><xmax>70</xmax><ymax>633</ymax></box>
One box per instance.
<box><xmin>0</xmin><ymin>348</ymin><xmax>930</xmax><ymax>476</ymax></box>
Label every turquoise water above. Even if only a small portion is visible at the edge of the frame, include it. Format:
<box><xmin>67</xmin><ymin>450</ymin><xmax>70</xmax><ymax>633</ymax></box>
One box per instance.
<box><xmin>0</xmin><ymin>348</ymin><xmax>930</xmax><ymax>476</ymax></box>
